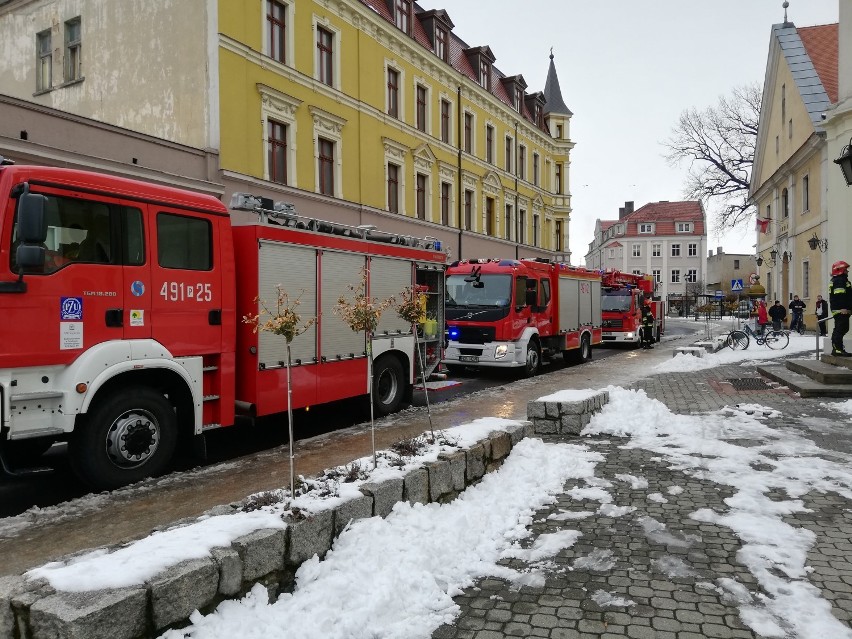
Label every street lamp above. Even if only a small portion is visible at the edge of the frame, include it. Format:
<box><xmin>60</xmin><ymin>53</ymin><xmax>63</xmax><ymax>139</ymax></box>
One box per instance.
<box><xmin>770</xmin><ymin>248</ymin><xmax>778</xmax><ymax>264</ymax></box>
<box><xmin>836</xmin><ymin>137</ymin><xmax>852</xmax><ymax>186</ymax></box>
<box><xmin>807</xmin><ymin>233</ymin><xmax>828</xmax><ymax>252</ymax></box>
<box><xmin>756</xmin><ymin>255</ymin><xmax>764</xmax><ymax>267</ymax></box>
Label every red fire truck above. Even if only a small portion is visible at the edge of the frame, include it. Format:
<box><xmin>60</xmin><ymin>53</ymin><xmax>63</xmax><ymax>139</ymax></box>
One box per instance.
<box><xmin>600</xmin><ymin>270</ymin><xmax>664</xmax><ymax>346</ymax></box>
<box><xmin>443</xmin><ymin>258</ymin><xmax>602</xmax><ymax>376</ymax></box>
<box><xmin>0</xmin><ymin>161</ymin><xmax>447</xmax><ymax>488</ymax></box>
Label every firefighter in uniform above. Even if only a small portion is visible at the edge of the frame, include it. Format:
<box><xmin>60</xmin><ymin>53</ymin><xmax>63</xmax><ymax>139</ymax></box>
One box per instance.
<box><xmin>829</xmin><ymin>260</ymin><xmax>852</xmax><ymax>357</ymax></box>
<box><xmin>641</xmin><ymin>300</ymin><xmax>655</xmax><ymax>349</ymax></box>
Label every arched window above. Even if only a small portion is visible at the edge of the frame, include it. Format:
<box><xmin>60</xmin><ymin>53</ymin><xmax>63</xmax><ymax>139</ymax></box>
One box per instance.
<box><xmin>782</xmin><ymin>188</ymin><xmax>789</xmax><ymax>219</ymax></box>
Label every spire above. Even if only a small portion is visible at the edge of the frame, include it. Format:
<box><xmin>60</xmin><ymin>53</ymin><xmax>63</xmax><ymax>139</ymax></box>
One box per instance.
<box><xmin>543</xmin><ymin>50</ymin><xmax>572</xmax><ymax>116</ymax></box>
<box><xmin>782</xmin><ymin>1</ymin><xmax>791</xmax><ymax>26</ymax></box>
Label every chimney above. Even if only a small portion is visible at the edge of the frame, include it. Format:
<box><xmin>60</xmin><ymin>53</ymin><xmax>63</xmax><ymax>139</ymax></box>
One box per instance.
<box><xmin>708</xmin><ymin>250</ymin><xmax>714</xmax><ymax>257</ymax></box>
<box><xmin>625</xmin><ymin>201</ymin><xmax>634</xmax><ymax>215</ymax></box>
<box><xmin>717</xmin><ymin>246</ymin><xmax>723</xmax><ymax>254</ymax></box>
<box><xmin>619</xmin><ymin>207</ymin><xmax>626</xmax><ymax>218</ymax></box>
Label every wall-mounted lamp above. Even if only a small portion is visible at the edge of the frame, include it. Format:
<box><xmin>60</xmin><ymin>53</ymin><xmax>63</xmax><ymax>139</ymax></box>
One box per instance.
<box><xmin>807</xmin><ymin>233</ymin><xmax>828</xmax><ymax>252</ymax></box>
<box><xmin>756</xmin><ymin>255</ymin><xmax>764</xmax><ymax>267</ymax></box>
<box><xmin>835</xmin><ymin>137</ymin><xmax>852</xmax><ymax>186</ymax></box>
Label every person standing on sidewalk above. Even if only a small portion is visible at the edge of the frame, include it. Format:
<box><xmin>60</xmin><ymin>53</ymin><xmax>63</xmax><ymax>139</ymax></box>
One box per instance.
<box><xmin>768</xmin><ymin>300</ymin><xmax>786</xmax><ymax>331</ymax></box>
<box><xmin>815</xmin><ymin>294</ymin><xmax>829</xmax><ymax>337</ymax></box>
<box><xmin>640</xmin><ymin>301</ymin><xmax>655</xmax><ymax>349</ymax></box>
<box><xmin>788</xmin><ymin>295</ymin><xmax>806</xmax><ymax>332</ymax></box>
<box><xmin>829</xmin><ymin>261</ymin><xmax>852</xmax><ymax>356</ymax></box>
<box><xmin>757</xmin><ymin>300</ymin><xmax>769</xmax><ymax>335</ymax></box>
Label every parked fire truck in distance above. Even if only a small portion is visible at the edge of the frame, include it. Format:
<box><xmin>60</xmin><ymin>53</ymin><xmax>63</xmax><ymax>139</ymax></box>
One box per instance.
<box><xmin>0</xmin><ymin>161</ymin><xmax>447</xmax><ymax>489</ymax></box>
<box><xmin>600</xmin><ymin>270</ymin><xmax>664</xmax><ymax>345</ymax></box>
<box><xmin>443</xmin><ymin>258</ymin><xmax>602</xmax><ymax>376</ymax></box>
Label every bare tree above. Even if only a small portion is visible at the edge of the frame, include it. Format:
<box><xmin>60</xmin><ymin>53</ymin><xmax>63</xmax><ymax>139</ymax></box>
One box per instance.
<box><xmin>663</xmin><ymin>83</ymin><xmax>761</xmax><ymax>232</ymax></box>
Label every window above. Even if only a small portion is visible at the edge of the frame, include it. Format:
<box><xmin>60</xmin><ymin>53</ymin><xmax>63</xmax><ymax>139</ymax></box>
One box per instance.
<box><xmin>268</xmin><ymin>120</ymin><xmax>288</xmax><ymax>184</ymax></box>
<box><xmin>766</xmin><ymin>204</ymin><xmax>771</xmax><ymax>219</ymax></box>
<box><xmin>533</xmin><ymin>153</ymin><xmax>539</xmax><ymax>186</ymax></box>
<box><xmin>652</xmin><ymin>243</ymin><xmax>661</xmax><ymax>257</ymax></box>
<box><xmin>734</xmin><ymin>259</ymin><xmax>740</xmax><ymax>270</ymax></box>
<box><xmin>479</xmin><ymin>59</ymin><xmax>490</xmax><ymax>90</ymax></box>
<box><xmin>387</xmin><ymin>163</ymin><xmax>400</xmax><ymax>213</ymax></box>
<box><xmin>671</xmin><ymin>244</ymin><xmax>681</xmax><ymax>257</ymax></box>
<box><xmin>158</xmin><ymin>213</ymin><xmax>211</xmax><ymax>270</ymax></box>
<box><xmin>416</xmin><ymin>173</ymin><xmax>427</xmax><ymax>220</ymax></box>
<box><xmin>416</xmin><ymin>84</ymin><xmax>427</xmax><ymax>132</ymax></box>
<box><xmin>632</xmin><ymin>269</ymin><xmax>642</xmax><ymax>275</ymax></box>
<box><xmin>532</xmin><ymin>215</ymin><xmax>539</xmax><ymax>246</ymax></box>
<box><xmin>317</xmin><ymin>27</ymin><xmax>334</xmax><ymax>86</ymax></box>
<box><xmin>267</xmin><ymin>1</ymin><xmax>286</xmax><ymax>63</ymax></box>
<box><xmin>802</xmin><ymin>175</ymin><xmax>810</xmax><ymax>212</ymax></box>
<box><xmin>485</xmin><ymin>197</ymin><xmax>495</xmax><ymax>235</ymax></box>
<box><xmin>555</xmin><ymin>221</ymin><xmax>562</xmax><ymax>251</ymax></box>
<box><xmin>440</xmin><ymin>99</ymin><xmax>450</xmax><ymax>143</ymax></box>
<box><xmin>686</xmin><ymin>269</ymin><xmax>697</xmax><ymax>283</ymax></box>
<box><xmin>505</xmin><ymin>204</ymin><xmax>512</xmax><ymax>240</ymax></box>
<box><xmin>775</xmin><ymin>135</ymin><xmax>779</xmax><ymax>154</ymax></box>
<box><xmin>555</xmin><ymin>163</ymin><xmax>562</xmax><ymax>194</ymax></box>
<box><xmin>803</xmin><ymin>261</ymin><xmax>810</xmax><ymax>299</ymax></box>
<box><xmin>632</xmin><ymin>243</ymin><xmax>641</xmax><ymax>258</ymax></box>
<box><xmin>676</xmin><ymin>222</ymin><xmax>692</xmax><ymax>233</ymax></box>
<box><xmin>788</xmin><ymin>119</ymin><xmax>793</xmax><ymax>139</ymax></box>
<box><xmin>652</xmin><ymin>269</ymin><xmax>661</xmax><ymax>283</ymax></box>
<box><xmin>518</xmin><ymin>145</ymin><xmax>526</xmax><ymax>180</ymax></box>
<box><xmin>394</xmin><ymin>0</ymin><xmax>411</xmax><ymax>34</ymax></box>
<box><xmin>782</xmin><ymin>188</ymin><xmax>789</xmax><ymax>219</ymax></box>
<box><xmin>688</xmin><ymin>243</ymin><xmax>697</xmax><ymax>257</ymax></box>
<box><xmin>505</xmin><ymin>136</ymin><xmax>513</xmax><ymax>172</ymax></box>
<box><xmin>464</xmin><ymin>189</ymin><xmax>473</xmax><ymax>230</ymax></box>
<box><xmin>781</xmin><ymin>84</ymin><xmax>786</xmax><ymax>122</ymax></box>
<box><xmin>441</xmin><ymin>182</ymin><xmax>451</xmax><ymax>225</ymax></box>
<box><xmin>608</xmin><ymin>248</ymin><xmax>615</xmax><ymax>259</ymax></box>
<box><xmin>387</xmin><ymin>68</ymin><xmax>399</xmax><ymax>118</ymax></box>
<box><xmin>463</xmin><ymin>112</ymin><xmax>473</xmax><ymax>153</ymax></box>
<box><xmin>485</xmin><ymin>125</ymin><xmax>494</xmax><ymax>164</ymax></box>
<box><xmin>36</xmin><ymin>30</ymin><xmax>52</xmax><ymax>92</ymax></box>
<box><xmin>64</xmin><ymin>18</ymin><xmax>81</xmax><ymax>82</ymax></box>
<box><xmin>515</xmin><ymin>88</ymin><xmax>523</xmax><ymax>112</ymax></box>
<box><xmin>555</xmin><ymin>124</ymin><xmax>562</xmax><ymax>139</ymax></box>
<box><xmin>318</xmin><ymin>137</ymin><xmax>335</xmax><ymax>196</ymax></box>
<box><xmin>671</xmin><ymin>269</ymin><xmax>681</xmax><ymax>284</ymax></box>
<box><xmin>435</xmin><ymin>26</ymin><xmax>448</xmax><ymax>62</ymax></box>
<box><xmin>639</xmin><ymin>223</ymin><xmax>653</xmax><ymax>234</ymax></box>
<box><xmin>518</xmin><ymin>210</ymin><xmax>526</xmax><ymax>244</ymax></box>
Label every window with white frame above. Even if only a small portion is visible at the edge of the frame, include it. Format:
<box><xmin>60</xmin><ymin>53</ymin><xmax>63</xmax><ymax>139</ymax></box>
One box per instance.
<box><xmin>632</xmin><ymin>269</ymin><xmax>642</xmax><ymax>275</ymax></box>
<box><xmin>518</xmin><ymin>145</ymin><xmax>526</xmax><ymax>180</ymax></box>
<box><xmin>533</xmin><ymin>152</ymin><xmax>540</xmax><ymax>186</ymax></box>
<box><xmin>440</xmin><ymin>98</ymin><xmax>451</xmax><ymax>143</ymax></box>
<box><xmin>387</xmin><ymin>67</ymin><xmax>400</xmax><ymax>118</ymax></box>
<box><xmin>688</xmin><ymin>243</ymin><xmax>697</xmax><ymax>257</ymax></box>
<box><xmin>36</xmin><ymin>30</ymin><xmax>52</xmax><ymax>92</ymax></box>
<box><xmin>671</xmin><ymin>269</ymin><xmax>681</xmax><ymax>283</ymax></box>
<box><xmin>316</xmin><ymin>25</ymin><xmax>335</xmax><ymax>87</ymax></box>
<box><xmin>676</xmin><ymin>222</ymin><xmax>692</xmax><ymax>233</ymax></box>
<box><xmin>268</xmin><ymin>120</ymin><xmax>288</xmax><ymax>185</ymax></box>
<box><xmin>639</xmin><ymin>223</ymin><xmax>653</xmax><ymax>234</ymax></box>
<box><xmin>435</xmin><ymin>26</ymin><xmax>448</xmax><ymax>62</ymax></box>
<box><xmin>532</xmin><ymin>214</ymin><xmax>539</xmax><ymax>246</ymax></box>
<box><xmin>394</xmin><ymin>0</ymin><xmax>411</xmax><ymax>34</ymax></box>
<box><xmin>415</xmin><ymin>83</ymin><xmax>428</xmax><ymax>132</ymax></box>
<box><xmin>632</xmin><ymin>243</ymin><xmax>641</xmax><ymax>257</ymax></box>
<box><xmin>652</xmin><ymin>243</ymin><xmax>661</xmax><ymax>257</ymax></box>
<box><xmin>464</xmin><ymin>112</ymin><xmax>473</xmax><ymax>153</ymax></box>
<box><xmin>671</xmin><ymin>243</ymin><xmax>681</xmax><ymax>257</ymax></box>
<box><xmin>64</xmin><ymin>17</ymin><xmax>82</xmax><ymax>82</ymax></box>
<box><xmin>266</xmin><ymin>1</ymin><xmax>288</xmax><ymax>64</ymax></box>
<box><xmin>802</xmin><ymin>261</ymin><xmax>810</xmax><ymax>299</ymax></box>
<box><xmin>485</xmin><ymin>124</ymin><xmax>494</xmax><ymax>164</ymax></box>
<box><xmin>318</xmin><ymin>137</ymin><xmax>335</xmax><ymax>196</ymax></box>
<box><xmin>310</xmin><ymin>106</ymin><xmax>345</xmax><ymax>197</ymax></box>
<box><xmin>416</xmin><ymin>172</ymin><xmax>427</xmax><ymax>220</ymax></box>
<box><xmin>686</xmin><ymin>269</ymin><xmax>697</xmax><ymax>283</ymax></box>
<box><xmin>387</xmin><ymin>163</ymin><xmax>400</xmax><ymax>213</ymax></box>
<box><xmin>260</xmin><ymin>85</ymin><xmax>300</xmax><ymax>186</ymax></box>
<box><xmin>652</xmin><ymin>269</ymin><xmax>661</xmax><ymax>283</ymax></box>
<box><xmin>608</xmin><ymin>248</ymin><xmax>615</xmax><ymax>259</ymax></box>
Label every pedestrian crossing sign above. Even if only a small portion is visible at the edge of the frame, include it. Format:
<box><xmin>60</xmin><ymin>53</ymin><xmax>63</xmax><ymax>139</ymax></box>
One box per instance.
<box><xmin>731</xmin><ymin>279</ymin><xmax>744</xmax><ymax>292</ymax></box>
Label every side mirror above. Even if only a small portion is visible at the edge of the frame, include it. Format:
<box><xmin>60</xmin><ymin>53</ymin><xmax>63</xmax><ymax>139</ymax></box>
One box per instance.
<box><xmin>18</xmin><ymin>192</ymin><xmax>48</xmax><ymax>243</ymax></box>
<box><xmin>16</xmin><ymin>244</ymin><xmax>45</xmax><ymax>269</ymax></box>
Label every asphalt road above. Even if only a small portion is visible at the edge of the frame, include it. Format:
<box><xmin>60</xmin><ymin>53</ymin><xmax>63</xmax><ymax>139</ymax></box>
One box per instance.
<box><xmin>0</xmin><ymin>321</ymin><xmax>697</xmax><ymax>519</ymax></box>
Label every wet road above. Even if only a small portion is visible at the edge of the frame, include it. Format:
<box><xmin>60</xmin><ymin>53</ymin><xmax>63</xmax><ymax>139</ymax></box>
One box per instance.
<box><xmin>0</xmin><ymin>320</ymin><xmax>699</xmax><ymax>577</ymax></box>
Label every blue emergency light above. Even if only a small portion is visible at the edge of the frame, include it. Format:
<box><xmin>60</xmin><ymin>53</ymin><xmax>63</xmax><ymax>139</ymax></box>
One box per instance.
<box><xmin>448</xmin><ymin>326</ymin><xmax>460</xmax><ymax>341</ymax></box>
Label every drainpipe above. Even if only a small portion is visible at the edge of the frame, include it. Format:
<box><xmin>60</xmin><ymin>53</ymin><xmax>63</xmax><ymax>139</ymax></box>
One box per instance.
<box><xmin>514</xmin><ymin>120</ymin><xmax>519</xmax><ymax>260</ymax></box>
<box><xmin>457</xmin><ymin>85</ymin><xmax>463</xmax><ymax>260</ymax></box>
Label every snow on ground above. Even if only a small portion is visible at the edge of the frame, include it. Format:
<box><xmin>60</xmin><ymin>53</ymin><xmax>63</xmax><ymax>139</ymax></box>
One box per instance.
<box><xmin>653</xmin><ymin>332</ymin><xmax>820</xmax><ymax>373</ymax></box>
<box><xmin>822</xmin><ymin>398</ymin><xmax>852</xmax><ymax>416</ymax></box>
<box><xmin>583</xmin><ymin>386</ymin><xmax>852</xmax><ymax>638</ymax></box>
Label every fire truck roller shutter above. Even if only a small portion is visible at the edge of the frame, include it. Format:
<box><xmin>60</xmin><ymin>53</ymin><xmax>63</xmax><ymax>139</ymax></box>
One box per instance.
<box><xmin>558</xmin><ymin>277</ymin><xmax>580</xmax><ymax>331</ymax></box>
<box><xmin>257</xmin><ymin>242</ymin><xmax>318</xmax><ymax>368</ymax></box>
<box><xmin>370</xmin><ymin>257</ymin><xmax>413</xmax><ymax>336</ymax></box>
<box><xmin>591</xmin><ymin>280</ymin><xmax>602</xmax><ymax>325</ymax></box>
<box><xmin>322</xmin><ymin>252</ymin><xmax>367</xmax><ymax>359</ymax></box>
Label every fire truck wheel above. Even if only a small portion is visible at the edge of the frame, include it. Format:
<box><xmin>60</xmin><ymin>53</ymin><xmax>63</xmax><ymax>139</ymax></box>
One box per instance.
<box><xmin>523</xmin><ymin>341</ymin><xmax>541</xmax><ymax>378</ymax></box>
<box><xmin>70</xmin><ymin>388</ymin><xmax>178</xmax><ymax>490</ymax></box>
<box><xmin>564</xmin><ymin>334</ymin><xmax>592</xmax><ymax>365</ymax></box>
<box><xmin>373</xmin><ymin>356</ymin><xmax>406</xmax><ymax>417</ymax></box>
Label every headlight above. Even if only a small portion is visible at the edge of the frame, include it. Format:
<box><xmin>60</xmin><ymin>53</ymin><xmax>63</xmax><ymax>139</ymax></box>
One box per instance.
<box><xmin>625</xmin><ymin>332</ymin><xmax>634</xmax><ymax>339</ymax></box>
<box><xmin>495</xmin><ymin>344</ymin><xmax>508</xmax><ymax>359</ymax></box>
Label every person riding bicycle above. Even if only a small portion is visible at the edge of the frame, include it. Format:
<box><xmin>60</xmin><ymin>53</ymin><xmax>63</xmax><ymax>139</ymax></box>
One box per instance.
<box><xmin>829</xmin><ymin>260</ymin><xmax>852</xmax><ymax>357</ymax></box>
<box><xmin>788</xmin><ymin>295</ymin><xmax>806</xmax><ymax>333</ymax></box>
<box><xmin>768</xmin><ymin>300</ymin><xmax>786</xmax><ymax>331</ymax></box>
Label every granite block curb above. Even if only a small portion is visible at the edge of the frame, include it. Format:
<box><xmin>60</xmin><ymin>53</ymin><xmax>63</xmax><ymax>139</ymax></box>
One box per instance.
<box><xmin>3</xmin><ymin>424</ymin><xmax>534</xmax><ymax>639</ymax></box>
<box><xmin>528</xmin><ymin>390</ymin><xmax>610</xmax><ymax>436</ymax></box>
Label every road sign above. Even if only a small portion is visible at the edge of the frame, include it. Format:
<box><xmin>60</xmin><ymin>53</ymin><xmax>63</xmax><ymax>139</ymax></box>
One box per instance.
<box><xmin>731</xmin><ymin>279</ymin><xmax>744</xmax><ymax>292</ymax></box>
<box><xmin>715</xmin><ymin>290</ymin><xmax>724</xmax><ymax>299</ymax></box>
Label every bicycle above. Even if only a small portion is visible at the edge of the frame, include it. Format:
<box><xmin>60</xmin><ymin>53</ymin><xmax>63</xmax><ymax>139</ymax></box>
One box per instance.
<box><xmin>788</xmin><ymin>314</ymin><xmax>806</xmax><ymax>335</ymax></box>
<box><xmin>725</xmin><ymin>323</ymin><xmax>789</xmax><ymax>350</ymax></box>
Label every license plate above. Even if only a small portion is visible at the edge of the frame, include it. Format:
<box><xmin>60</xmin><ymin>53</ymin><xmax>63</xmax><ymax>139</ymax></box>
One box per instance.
<box><xmin>603</xmin><ymin>331</ymin><xmax>613</xmax><ymax>336</ymax></box>
<box><xmin>459</xmin><ymin>355</ymin><xmax>479</xmax><ymax>363</ymax></box>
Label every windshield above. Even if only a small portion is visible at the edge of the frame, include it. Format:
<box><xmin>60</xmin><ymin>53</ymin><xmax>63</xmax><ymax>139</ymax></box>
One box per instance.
<box><xmin>446</xmin><ymin>273</ymin><xmax>512</xmax><ymax>307</ymax></box>
<box><xmin>601</xmin><ymin>290</ymin><xmax>632</xmax><ymax>312</ymax></box>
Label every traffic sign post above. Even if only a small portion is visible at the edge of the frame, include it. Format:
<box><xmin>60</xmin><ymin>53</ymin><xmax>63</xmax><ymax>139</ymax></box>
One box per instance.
<box><xmin>731</xmin><ymin>279</ymin><xmax>744</xmax><ymax>292</ymax></box>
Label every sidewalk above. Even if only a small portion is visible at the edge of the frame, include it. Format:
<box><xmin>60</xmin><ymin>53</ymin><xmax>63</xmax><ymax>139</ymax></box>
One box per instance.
<box><xmin>432</xmin><ymin>360</ymin><xmax>852</xmax><ymax>638</ymax></box>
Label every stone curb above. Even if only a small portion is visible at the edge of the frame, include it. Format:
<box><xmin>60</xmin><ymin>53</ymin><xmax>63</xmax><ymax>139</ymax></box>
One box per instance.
<box><xmin>527</xmin><ymin>391</ymin><xmax>610</xmax><ymax>436</ymax></box>
<box><xmin>2</xmin><ymin>424</ymin><xmax>532</xmax><ymax>639</ymax></box>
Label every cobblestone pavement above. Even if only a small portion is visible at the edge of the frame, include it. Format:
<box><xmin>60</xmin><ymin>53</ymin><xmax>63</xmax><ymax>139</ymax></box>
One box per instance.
<box><xmin>432</xmin><ymin>362</ymin><xmax>852</xmax><ymax>638</ymax></box>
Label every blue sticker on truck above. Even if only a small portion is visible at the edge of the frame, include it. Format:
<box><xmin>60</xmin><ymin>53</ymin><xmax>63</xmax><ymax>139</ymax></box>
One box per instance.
<box><xmin>131</xmin><ymin>280</ymin><xmax>145</xmax><ymax>297</ymax></box>
<box><xmin>60</xmin><ymin>297</ymin><xmax>83</xmax><ymax>320</ymax></box>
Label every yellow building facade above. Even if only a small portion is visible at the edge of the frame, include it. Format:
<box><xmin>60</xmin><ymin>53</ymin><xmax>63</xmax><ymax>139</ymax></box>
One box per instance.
<box><xmin>751</xmin><ymin>20</ymin><xmax>836</xmax><ymax>327</ymax></box>
<box><xmin>217</xmin><ymin>0</ymin><xmax>572</xmax><ymax>261</ymax></box>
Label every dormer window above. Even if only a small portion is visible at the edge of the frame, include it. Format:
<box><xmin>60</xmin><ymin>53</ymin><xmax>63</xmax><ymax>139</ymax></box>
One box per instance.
<box><xmin>515</xmin><ymin>88</ymin><xmax>523</xmax><ymax>112</ymax></box>
<box><xmin>435</xmin><ymin>26</ymin><xmax>448</xmax><ymax>62</ymax></box>
<box><xmin>479</xmin><ymin>59</ymin><xmax>490</xmax><ymax>90</ymax></box>
<box><xmin>464</xmin><ymin>46</ymin><xmax>496</xmax><ymax>94</ymax></box>
<box><xmin>394</xmin><ymin>0</ymin><xmax>411</xmax><ymax>34</ymax></box>
<box><xmin>534</xmin><ymin>105</ymin><xmax>542</xmax><ymax>127</ymax></box>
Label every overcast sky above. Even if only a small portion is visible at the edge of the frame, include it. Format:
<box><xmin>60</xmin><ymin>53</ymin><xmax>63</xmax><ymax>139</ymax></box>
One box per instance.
<box><xmin>416</xmin><ymin>0</ymin><xmax>839</xmax><ymax>262</ymax></box>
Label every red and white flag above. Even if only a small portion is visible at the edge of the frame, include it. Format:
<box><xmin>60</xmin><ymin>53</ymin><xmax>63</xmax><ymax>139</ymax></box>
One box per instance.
<box><xmin>755</xmin><ymin>218</ymin><xmax>770</xmax><ymax>234</ymax></box>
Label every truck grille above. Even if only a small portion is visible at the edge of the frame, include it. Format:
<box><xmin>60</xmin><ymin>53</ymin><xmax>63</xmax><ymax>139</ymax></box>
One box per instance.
<box><xmin>454</xmin><ymin>326</ymin><xmax>496</xmax><ymax>344</ymax></box>
<box><xmin>602</xmin><ymin>319</ymin><xmax>623</xmax><ymax>329</ymax></box>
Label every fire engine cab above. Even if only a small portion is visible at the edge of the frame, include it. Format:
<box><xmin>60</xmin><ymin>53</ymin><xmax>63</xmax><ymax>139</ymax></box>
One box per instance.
<box><xmin>600</xmin><ymin>270</ymin><xmax>664</xmax><ymax>345</ymax></box>
<box><xmin>444</xmin><ymin>258</ymin><xmax>602</xmax><ymax>376</ymax></box>
<box><xmin>0</xmin><ymin>160</ymin><xmax>446</xmax><ymax>489</ymax></box>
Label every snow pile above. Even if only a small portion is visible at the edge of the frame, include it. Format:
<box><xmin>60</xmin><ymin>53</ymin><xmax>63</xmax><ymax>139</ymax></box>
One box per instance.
<box><xmin>536</xmin><ymin>388</ymin><xmax>598</xmax><ymax>402</ymax></box>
